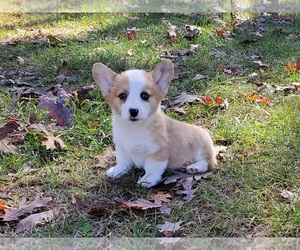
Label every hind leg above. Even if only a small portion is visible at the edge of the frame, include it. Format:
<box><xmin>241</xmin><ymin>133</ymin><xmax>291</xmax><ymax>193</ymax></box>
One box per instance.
<box><xmin>186</xmin><ymin>160</ymin><xmax>208</xmax><ymax>174</ymax></box>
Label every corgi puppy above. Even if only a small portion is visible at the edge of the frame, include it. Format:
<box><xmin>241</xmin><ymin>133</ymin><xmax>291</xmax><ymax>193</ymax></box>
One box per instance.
<box><xmin>92</xmin><ymin>59</ymin><xmax>216</xmax><ymax>188</ymax></box>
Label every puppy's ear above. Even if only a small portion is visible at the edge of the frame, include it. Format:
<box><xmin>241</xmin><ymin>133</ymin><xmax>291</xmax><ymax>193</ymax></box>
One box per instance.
<box><xmin>92</xmin><ymin>63</ymin><xmax>117</xmax><ymax>97</ymax></box>
<box><xmin>151</xmin><ymin>59</ymin><xmax>174</xmax><ymax>95</ymax></box>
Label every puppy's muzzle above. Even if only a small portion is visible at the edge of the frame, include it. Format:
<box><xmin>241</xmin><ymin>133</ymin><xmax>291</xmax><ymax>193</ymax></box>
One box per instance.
<box><xmin>129</xmin><ymin>108</ymin><xmax>139</xmax><ymax>119</ymax></box>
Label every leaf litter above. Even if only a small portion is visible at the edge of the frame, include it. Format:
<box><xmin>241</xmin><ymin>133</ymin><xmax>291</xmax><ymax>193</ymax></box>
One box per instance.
<box><xmin>0</xmin><ymin>193</ymin><xmax>55</xmax><ymax>233</ymax></box>
<box><xmin>157</xmin><ymin>220</ymin><xmax>184</xmax><ymax>237</ymax></box>
<box><xmin>38</xmin><ymin>91</ymin><xmax>74</xmax><ymax>127</ymax></box>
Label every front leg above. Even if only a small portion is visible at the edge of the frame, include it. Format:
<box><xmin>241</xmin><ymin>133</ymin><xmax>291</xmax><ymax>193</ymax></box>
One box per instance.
<box><xmin>106</xmin><ymin>145</ymin><xmax>133</xmax><ymax>179</ymax></box>
<box><xmin>138</xmin><ymin>158</ymin><xmax>168</xmax><ymax>188</ymax></box>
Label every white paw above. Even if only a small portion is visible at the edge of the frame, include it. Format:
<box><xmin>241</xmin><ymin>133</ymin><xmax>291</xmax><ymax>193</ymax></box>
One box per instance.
<box><xmin>138</xmin><ymin>174</ymin><xmax>162</xmax><ymax>188</ymax></box>
<box><xmin>186</xmin><ymin>160</ymin><xmax>208</xmax><ymax>174</ymax></box>
<box><xmin>106</xmin><ymin>166</ymin><xmax>124</xmax><ymax>179</ymax></box>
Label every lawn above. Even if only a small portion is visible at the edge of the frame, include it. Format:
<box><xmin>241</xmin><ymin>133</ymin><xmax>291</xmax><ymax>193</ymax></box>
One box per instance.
<box><xmin>0</xmin><ymin>12</ymin><xmax>300</xmax><ymax>238</ymax></box>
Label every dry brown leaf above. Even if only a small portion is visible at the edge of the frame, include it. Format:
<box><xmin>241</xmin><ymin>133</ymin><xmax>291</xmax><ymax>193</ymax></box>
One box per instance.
<box><xmin>29</xmin><ymin>124</ymin><xmax>66</xmax><ymax>151</ymax></box>
<box><xmin>127</xmin><ymin>48</ymin><xmax>134</xmax><ymax>56</ymax></box>
<box><xmin>115</xmin><ymin>198</ymin><xmax>162</xmax><ymax>210</ymax></box>
<box><xmin>285</xmin><ymin>58</ymin><xmax>300</xmax><ymax>72</ymax></box>
<box><xmin>176</xmin><ymin>177</ymin><xmax>198</xmax><ymax>202</ymax></box>
<box><xmin>124</xmin><ymin>27</ymin><xmax>139</xmax><ymax>40</ymax></box>
<box><xmin>296</xmin><ymin>58</ymin><xmax>300</xmax><ymax>70</ymax></box>
<box><xmin>253</xmin><ymin>60</ymin><xmax>270</xmax><ymax>67</ymax></box>
<box><xmin>167</xmin><ymin>24</ymin><xmax>178</xmax><ymax>38</ymax></box>
<box><xmin>171</xmin><ymin>92</ymin><xmax>203</xmax><ymax>106</ymax></box>
<box><xmin>17</xmin><ymin>56</ymin><xmax>25</xmax><ymax>65</ymax></box>
<box><xmin>0</xmin><ymin>200</ymin><xmax>10</xmax><ymax>215</ymax></box>
<box><xmin>72</xmin><ymin>195</ymin><xmax>111</xmax><ymax>216</ymax></box>
<box><xmin>244</xmin><ymin>93</ymin><xmax>270</xmax><ymax>104</ymax></box>
<box><xmin>201</xmin><ymin>95</ymin><xmax>214</xmax><ymax>105</ymax></box>
<box><xmin>146</xmin><ymin>191</ymin><xmax>172</xmax><ymax>203</ymax></box>
<box><xmin>2</xmin><ymin>194</ymin><xmax>52</xmax><ymax>222</ymax></box>
<box><xmin>183</xmin><ymin>24</ymin><xmax>201</xmax><ymax>40</ymax></box>
<box><xmin>193</xmin><ymin>74</ymin><xmax>207</xmax><ymax>81</ymax></box>
<box><xmin>0</xmin><ymin>119</ymin><xmax>21</xmax><ymax>139</ymax></box>
<box><xmin>280</xmin><ymin>190</ymin><xmax>299</xmax><ymax>203</ymax></box>
<box><xmin>157</xmin><ymin>220</ymin><xmax>183</xmax><ymax>237</ymax></box>
<box><xmin>94</xmin><ymin>147</ymin><xmax>116</xmax><ymax>168</ymax></box>
<box><xmin>16</xmin><ymin>210</ymin><xmax>56</xmax><ymax>233</ymax></box>
<box><xmin>0</xmin><ymin>139</ymin><xmax>18</xmax><ymax>154</ymax></box>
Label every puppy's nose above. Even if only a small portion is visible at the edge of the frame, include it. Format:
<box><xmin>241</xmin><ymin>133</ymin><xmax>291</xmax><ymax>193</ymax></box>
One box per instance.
<box><xmin>129</xmin><ymin>108</ymin><xmax>139</xmax><ymax>117</ymax></box>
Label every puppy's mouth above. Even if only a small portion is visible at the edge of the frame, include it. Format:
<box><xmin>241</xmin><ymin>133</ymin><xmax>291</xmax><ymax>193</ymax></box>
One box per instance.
<box><xmin>129</xmin><ymin>117</ymin><xmax>139</xmax><ymax>122</ymax></box>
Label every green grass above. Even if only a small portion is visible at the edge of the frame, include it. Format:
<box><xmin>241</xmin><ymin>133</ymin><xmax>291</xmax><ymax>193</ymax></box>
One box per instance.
<box><xmin>0</xmin><ymin>13</ymin><xmax>300</xmax><ymax>237</ymax></box>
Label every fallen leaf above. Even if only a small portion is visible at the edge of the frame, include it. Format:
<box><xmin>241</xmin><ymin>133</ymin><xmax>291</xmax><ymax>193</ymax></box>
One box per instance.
<box><xmin>176</xmin><ymin>177</ymin><xmax>198</xmax><ymax>202</ymax></box>
<box><xmin>157</xmin><ymin>220</ymin><xmax>183</xmax><ymax>237</ymax></box>
<box><xmin>38</xmin><ymin>92</ymin><xmax>74</xmax><ymax>127</ymax></box>
<box><xmin>163</xmin><ymin>170</ymin><xmax>213</xmax><ymax>185</ymax></box>
<box><xmin>170</xmin><ymin>44</ymin><xmax>201</xmax><ymax>57</ymax></box>
<box><xmin>215</xmin><ymin>66</ymin><xmax>239</xmax><ymax>75</ymax></box>
<box><xmin>72</xmin><ymin>195</ymin><xmax>110</xmax><ymax>216</ymax></box>
<box><xmin>76</xmin><ymin>85</ymin><xmax>95</xmax><ymax>104</ymax></box>
<box><xmin>29</xmin><ymin>113</ymin><xmax>38</xmax><ymax>124</ymax></box>
<box><xmin>253</xmin><ymin>60</ymin><xmax>270</xmax><ymax>67</ymax></box>
<box><xmin>72</xmin><ymin>195</ymin><xmax>90</xmax><ymax>213</ymax></box>
<box><xmin>47</xmin><ymin>34</ymin><xmax>63</xmax><ymax>45</ymax></box>
<box><xmin>2</xmin><ymin>194</ymin><xmax>52</xmax><ymax>222</ymax></box>
<box><xmin>212</xmin><ymin>27</ymin><xmax>227</xmax><ymax>36</ymax></box>
<box><xmin>285</xmin><ymin>61</ymin><xmax>297</xmax><ymax>71</ymax></box>
<box><xmin>273</xmin><ymin>83</ymin><xmax>300</xmax><ymax>94</ymax></box>
<box><xmin>280</xmin><ymin>190</ymin><xmax>299</xmax><ymax>202</ymax></box>
<box><xmin>217</xmin><ymin>96</ymin><xmax>229</xmax><ymax>109</ymax></box>
<box><xmin>146</xmin><ymin>191</ymin><xmax>172</xmax><ymax>203</ymax></box>
<box><xmin>285</xmin><ymin>58</ymin><xmax>300</xmax><ymax>72</ymax></box>
<box><xmin>115</xmin><ymin>198</ymin><xmax>162</xmax><ymax>210</ymax></box>
<box><xmin>201</xmin><ymin>95</ymin><xmax>214</xmax><ymax>105</ymax></box>
<box><xmin>167</xmin><ymin>24</ymin><xmax>178</xmax><ymax>39</ymax></box>
<box><xmin>0</xmin><ymin>200</ymin><xmax>10</xmax><ymax>214</ymax></box>
<box><xmin>212</xmin><ymin>27</ymin><xmax>234</xmax><ymax>39</ymax></box>
<box><xmin>94</xmin><ymin>147</ymin><xmax>116</xmax><ymax>168</ymax></box>
<box><xmin>22</xmin><ymin>162</ymin><xmax>33</xmax><ymax>172</ymax></box>
<box><xmin>244</xmin><ymin>93</ymin><xmax>270</xmax><ymax>104</ymax></box>
<box><xmin>29</xmin><ymin>124</ymin><xmax>66</xmax><ymax>151</ymax></box>
<box><xmin>183</xmin><ymin>25</ymin><xmax>201</xmax><ymax>40</ymax></box>
<box><xmin>124</xmin><ymin>27</ymin><xmax>139</xmax><ymax>40</ymax></box>
<box><xmin>17</xmin><ymin>56</ymin><xmax>25</xmax><ymax>65</ymax></box>
<box><xmin>256</xmin><ymin>97</ymin><xmax>271</xmax><ymax>104</ymax></box>
<box><xmin>0</xmin><ymin>139</ymin><xmax>18</xmax><ymax>154</ymax></box>
<box><xmin>173</xmin><ymin>67</ymin><xmax>187</xmax><ymax>80</ymax></box>
<box><xmin>215</xmin><ymin>95</ymin><xmax>224</xmax><ymax>105</ymax></box>
<box><xmin>127</xmin><ymin>48</ymin><xmax>134</xmax><ymax>56</ymax></box>
<box><xmin>0</xmin><ymin>119</ymin><xmax>21</xmax><ymax>139</ymax></box>
<box><xmin>297</xmin><ymin>58</ymin><xmax>300</xmax><ymax>70</ymax></box>
<box><xmin>16</xmin><ymin>210</ymin><xmax>56</xmax><ymax>233</ymax></box>
<box><xmin>193</xmin><ymin>74</ymin><xmax>207</xmax><ymax>81</ymax></box>
<box><xmin>277</xmin><ymin>16</ymin><xmax>294</xmax><ymax>25</ymax></box>
<box><xmin>55</xmin><ymin>60</ymin><xmax>68</xmax><ymax>85</ymax></box>
<box><xmin>171</xmin><ymin>92</ymin><xmax>203</xmax><ymax>106</ymax></box>
<box><xmin>211</xmin><ymin>49</ymin><xmax>227</xmax><ymax>58</ymax></box>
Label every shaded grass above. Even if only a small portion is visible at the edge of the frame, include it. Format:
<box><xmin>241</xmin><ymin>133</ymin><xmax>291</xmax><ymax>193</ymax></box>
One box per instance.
<box><xmin>0</xmin><ymin>13</ymin><xmax>300</xmax><ymax>237</ymax></box>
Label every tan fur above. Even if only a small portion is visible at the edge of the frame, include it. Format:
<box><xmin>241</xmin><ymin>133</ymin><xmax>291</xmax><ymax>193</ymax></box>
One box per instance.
<box><xmin>92</xmin><ymin>59</ymin><xmax>216</xmax><ymax>186</ymax></box>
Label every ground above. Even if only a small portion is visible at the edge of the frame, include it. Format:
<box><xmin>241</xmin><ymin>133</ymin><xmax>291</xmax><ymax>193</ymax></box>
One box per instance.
<box><xmin>0</xmin><ymin>12</ymin><xmax>300</xmax><ymax>237</ymax></box>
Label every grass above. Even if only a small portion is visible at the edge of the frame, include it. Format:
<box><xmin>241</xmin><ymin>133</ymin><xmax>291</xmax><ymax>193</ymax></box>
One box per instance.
<box><xmin>0</xmin><ymin>12</ymin><xmax>300</xmax><ymax>237</ymax></box>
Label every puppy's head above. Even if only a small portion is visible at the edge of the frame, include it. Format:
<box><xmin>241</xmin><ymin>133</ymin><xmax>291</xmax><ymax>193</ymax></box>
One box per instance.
<box><xmin>92</xmin><ymin>59</ymin><xmax>174</xmax><ymax>122</ymax></box>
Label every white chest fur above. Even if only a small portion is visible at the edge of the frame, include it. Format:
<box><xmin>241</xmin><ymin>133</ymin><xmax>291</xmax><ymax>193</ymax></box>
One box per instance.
<box><xmin>112</xmin><ymin>115</ymin><xmax>159</xmax><ymax>168</ymax></box>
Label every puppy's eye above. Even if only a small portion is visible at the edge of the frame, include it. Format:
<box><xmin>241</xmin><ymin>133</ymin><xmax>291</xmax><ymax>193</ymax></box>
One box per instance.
<box><xmin>140</xmin><ymin>92</ymin><xmax>150</xmax><ymax>101</ymax></box>
<box><xmin>118</xmin><ymin>93</ymin><xmax>127</xmax><ymax>100</ymax></box>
